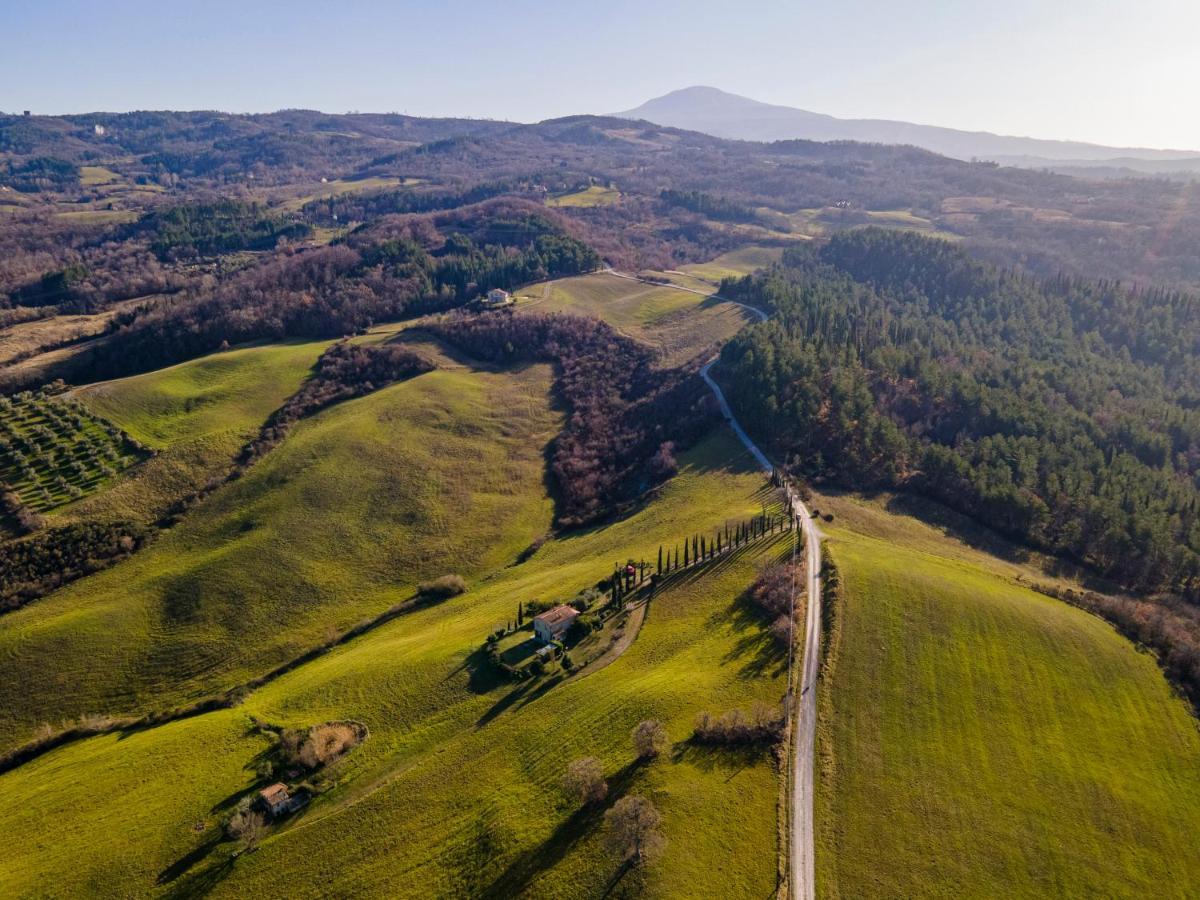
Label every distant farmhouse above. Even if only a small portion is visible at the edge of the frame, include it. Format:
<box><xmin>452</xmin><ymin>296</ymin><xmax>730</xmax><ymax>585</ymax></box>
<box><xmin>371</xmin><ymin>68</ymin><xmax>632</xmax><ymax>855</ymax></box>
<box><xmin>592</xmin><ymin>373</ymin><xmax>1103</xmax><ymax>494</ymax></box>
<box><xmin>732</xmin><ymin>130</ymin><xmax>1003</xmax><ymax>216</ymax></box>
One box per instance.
<box><xmin>481</xmin><ymin>288</ymin><xmax>513</xmax><ymax>308</ymax></box>
<box><xmin>533</xmin><ymin>604</ymin><xmax>579</xmax><ymax>643</ymax></box>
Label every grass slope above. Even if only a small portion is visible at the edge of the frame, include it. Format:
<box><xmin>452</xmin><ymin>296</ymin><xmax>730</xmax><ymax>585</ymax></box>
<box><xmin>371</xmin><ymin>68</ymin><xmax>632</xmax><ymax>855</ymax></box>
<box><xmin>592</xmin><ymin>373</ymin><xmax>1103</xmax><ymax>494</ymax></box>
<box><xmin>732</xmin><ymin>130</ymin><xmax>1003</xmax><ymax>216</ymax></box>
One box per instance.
<box><xmin>518</xmin><ymin>271</ymin><xmax>756</xmax><ymax>366</ymax></box>
<box><xmin>65</xmin><ymin>340</ymin><xmax>331</xmax><ymax>523</ymax></box>
<box><xmin>547</xmin><ymin>185</ymin><xmax>621</xmax><ymax>208</ymax></box>
<box><xmin>0</xmin><ymin>431</ymin><xmax>789</xmax><ymax>898</ymax></box>
<box><xmin>0</xmin><ymin>360</ymin><xmax>559</xmax><ymax>748</ymax></box>
<box><xmin>814</xmin><ymin>493</ymin><xmax>1200</xmax><ymax>897</ymax></box>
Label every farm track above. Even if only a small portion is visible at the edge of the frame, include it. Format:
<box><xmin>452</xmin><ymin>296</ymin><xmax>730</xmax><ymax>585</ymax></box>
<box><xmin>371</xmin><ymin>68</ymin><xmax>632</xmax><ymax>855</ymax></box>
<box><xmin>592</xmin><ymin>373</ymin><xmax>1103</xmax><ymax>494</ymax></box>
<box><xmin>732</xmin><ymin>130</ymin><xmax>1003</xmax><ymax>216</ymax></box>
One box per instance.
<box><xmin>612</xmin><ymin>266</ymin><xmax>823</xmax><ymax>900</ymax></box>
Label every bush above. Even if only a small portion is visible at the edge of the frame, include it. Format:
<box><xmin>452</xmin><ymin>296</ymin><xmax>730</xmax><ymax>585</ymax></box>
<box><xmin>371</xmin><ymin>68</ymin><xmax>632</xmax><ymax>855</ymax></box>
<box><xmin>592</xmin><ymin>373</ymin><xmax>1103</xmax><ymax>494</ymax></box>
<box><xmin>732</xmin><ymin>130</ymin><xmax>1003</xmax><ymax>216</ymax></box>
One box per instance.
<box><xmin>694</xmin><ymin>704</ymin><xmax>784</xmax><ymax>745</ymax></box>
<box><xmin>417</xmin><ymin>574</ymin><xmax>467</xmax><ymax>600</ymax></box>
<box><xmin>749</xmin><ymin>563</ymin><xmax>798</xmax><ymax>646</ymax></box>
<box><xmin>280</xmin><ymin>720</ymin><xmax>367</xmax><ymax>771</ymax></box>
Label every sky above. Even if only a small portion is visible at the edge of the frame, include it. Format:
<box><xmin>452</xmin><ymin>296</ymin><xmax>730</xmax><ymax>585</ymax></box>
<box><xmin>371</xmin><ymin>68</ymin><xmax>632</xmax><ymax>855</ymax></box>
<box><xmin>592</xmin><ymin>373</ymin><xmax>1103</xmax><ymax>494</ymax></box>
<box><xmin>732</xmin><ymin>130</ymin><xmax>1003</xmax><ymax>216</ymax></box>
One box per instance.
<box><xmin>7</xmin><ymin>0</ymin><xmax>1200</xmax><ymax>150</ymax></box>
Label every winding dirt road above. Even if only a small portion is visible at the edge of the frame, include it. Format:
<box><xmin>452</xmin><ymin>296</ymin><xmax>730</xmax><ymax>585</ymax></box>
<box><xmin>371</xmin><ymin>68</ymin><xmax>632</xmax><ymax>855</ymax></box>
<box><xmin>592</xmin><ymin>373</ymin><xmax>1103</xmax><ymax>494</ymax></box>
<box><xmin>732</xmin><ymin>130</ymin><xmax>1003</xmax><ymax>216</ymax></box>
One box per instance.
<box><xmin>610</xmin><ymin>267</ymin><xmax>823</xmax><ymax>900</ymax></box>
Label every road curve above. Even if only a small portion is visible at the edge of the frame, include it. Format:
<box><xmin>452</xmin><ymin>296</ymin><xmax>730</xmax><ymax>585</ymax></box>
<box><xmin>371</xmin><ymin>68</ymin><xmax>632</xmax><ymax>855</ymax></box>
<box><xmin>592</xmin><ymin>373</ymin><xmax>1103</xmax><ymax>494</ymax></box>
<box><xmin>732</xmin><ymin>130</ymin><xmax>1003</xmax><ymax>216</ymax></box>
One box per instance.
<box><xmin>610</xmin><ymin>267</ymin><xmax>822</xmax><ymax>900</ymax></box>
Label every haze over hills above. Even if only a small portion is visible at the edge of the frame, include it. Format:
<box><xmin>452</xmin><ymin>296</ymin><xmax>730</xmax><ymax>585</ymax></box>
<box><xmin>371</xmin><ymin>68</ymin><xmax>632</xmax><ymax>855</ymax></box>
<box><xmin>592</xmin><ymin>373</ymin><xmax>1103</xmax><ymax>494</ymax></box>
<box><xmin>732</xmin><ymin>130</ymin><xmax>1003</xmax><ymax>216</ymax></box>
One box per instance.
<box><xmin>616</xmin><ymin>86</ymin><xmax>1200</xmax><ymax>176</ymax></box>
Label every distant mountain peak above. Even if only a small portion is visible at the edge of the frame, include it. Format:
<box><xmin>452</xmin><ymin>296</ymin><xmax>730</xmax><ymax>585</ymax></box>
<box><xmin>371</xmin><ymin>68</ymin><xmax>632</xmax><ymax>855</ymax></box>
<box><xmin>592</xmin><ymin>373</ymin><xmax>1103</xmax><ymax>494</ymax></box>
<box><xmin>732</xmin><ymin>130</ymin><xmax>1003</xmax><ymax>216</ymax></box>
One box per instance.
<box><xmin>615</xmin><ymin>87</ymin><xmax>1200</xmax><ymax>169</ymax></box>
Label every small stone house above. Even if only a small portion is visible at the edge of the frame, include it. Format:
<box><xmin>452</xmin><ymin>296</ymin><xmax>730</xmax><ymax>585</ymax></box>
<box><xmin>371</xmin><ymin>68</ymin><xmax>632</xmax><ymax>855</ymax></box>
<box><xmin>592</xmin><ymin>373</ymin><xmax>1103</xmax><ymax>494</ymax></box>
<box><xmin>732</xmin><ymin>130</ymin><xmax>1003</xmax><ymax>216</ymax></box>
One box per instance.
<box><xmin>257</xmin><ymin>783</ymin><xmax>292</xmax><ymax>818</ymax></box>
<box><xmin>484</xmin><ymin>288</ymin><xmax>512</xmax><ymax>307</ymax></box>
<box><xmin>532</xmin><ymin>604</ymin><xmax>579</xmax><ymax>644</ymax></box>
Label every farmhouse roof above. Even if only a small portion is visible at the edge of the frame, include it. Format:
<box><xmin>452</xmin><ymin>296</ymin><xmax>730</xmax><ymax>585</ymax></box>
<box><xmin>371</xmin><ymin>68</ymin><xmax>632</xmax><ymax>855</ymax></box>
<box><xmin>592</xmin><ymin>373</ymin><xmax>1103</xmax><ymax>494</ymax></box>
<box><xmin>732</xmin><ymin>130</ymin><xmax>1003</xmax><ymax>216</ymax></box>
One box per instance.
<box><xmin>534</xmin><ymin>604</ymin><xmax>579</xmax><ymax>627</ymax></box>
<box><xmin>260</xmin><ymin>783</ymin><xmax>289</xmax><ymax>803</ymax></box>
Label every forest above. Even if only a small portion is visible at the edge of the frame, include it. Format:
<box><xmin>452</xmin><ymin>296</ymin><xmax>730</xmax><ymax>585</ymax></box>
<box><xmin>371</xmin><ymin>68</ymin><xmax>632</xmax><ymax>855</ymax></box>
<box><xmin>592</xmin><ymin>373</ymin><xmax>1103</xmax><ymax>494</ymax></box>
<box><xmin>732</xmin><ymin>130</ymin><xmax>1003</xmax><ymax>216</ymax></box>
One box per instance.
<box><xmin>47</xmin><ymin>201</ymin><xmax>599</xmax><ymax>384</ymax></box>
<box><xmin>718</xmin><ymin>228</ymin><xmax>1200</xmax><ymax>600</ymax></box>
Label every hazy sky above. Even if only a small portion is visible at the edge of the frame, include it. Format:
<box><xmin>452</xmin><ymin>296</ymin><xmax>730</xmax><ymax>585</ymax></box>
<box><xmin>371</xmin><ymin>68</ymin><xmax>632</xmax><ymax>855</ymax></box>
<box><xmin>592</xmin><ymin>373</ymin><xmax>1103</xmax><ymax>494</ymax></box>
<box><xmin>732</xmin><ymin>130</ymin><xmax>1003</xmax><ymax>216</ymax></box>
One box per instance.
<box><xmin>7</xmin><ymin>0</ymin><xmax>1200</xmax><ymax>149</ymax></box>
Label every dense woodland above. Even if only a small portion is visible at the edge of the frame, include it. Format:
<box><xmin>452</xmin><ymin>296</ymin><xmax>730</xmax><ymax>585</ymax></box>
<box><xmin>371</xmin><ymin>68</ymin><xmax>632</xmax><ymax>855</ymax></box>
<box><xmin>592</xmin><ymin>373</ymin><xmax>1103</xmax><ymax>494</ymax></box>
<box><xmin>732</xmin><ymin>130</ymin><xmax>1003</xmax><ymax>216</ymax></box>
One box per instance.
<box><xmin>44</xmin><ymin>201</ymin><xmax>599</xmax><ymax>385</ymax></box>
<box><xmin>427</xmin><ymin>311</ymin><xmax>715</xmax><ymax>525</ymax></box>
<box><xmin>719</xmin><ymin>229</ymin><xmax>1200</xmax><ymax>600</ymax></box>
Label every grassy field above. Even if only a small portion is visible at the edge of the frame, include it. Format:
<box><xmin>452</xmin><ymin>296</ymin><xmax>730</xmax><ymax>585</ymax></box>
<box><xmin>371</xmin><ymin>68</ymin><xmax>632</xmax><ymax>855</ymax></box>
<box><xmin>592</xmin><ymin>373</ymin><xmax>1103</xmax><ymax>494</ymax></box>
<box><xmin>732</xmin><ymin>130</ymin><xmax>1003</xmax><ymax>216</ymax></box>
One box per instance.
<box><xmin>547</xmin><ymin>185</ymin><xmax>621</xmax><ymax>208</ymax></box>
<box><xmin>0</xmin><ymin>429</ymin><xmax>789</xmax><ymax>898</ymax></box>
<box><xmin>79</xmin><ymin>165</ymin><xmax>121</xmax><ymax>186</ymax></box>
<box><xmin>0</xmin><ymin>305</ymin><xmax>131</xmax><ymax>369</ymax></box>
<box><xmin>518</xmin><ymin>271</ymin><xmax>757</xmax><ymax>366</ymax></box>
<box><xmin>813</xmin><ymin>492</ymin><xmax>1200</xmax><ymax>897</ymax></box>
<box><xmin>55</xmin><ymin>208</ymin><xmax>141</xmax><ymax>225</ymax></box>
<box><xmin>276</xmin><ymin>176</ymin><xmax>424</xmax><ymax>213</ymax></box>
<box><xmin>65</xmin><ymin>339</ymin><xmax>331</xmax><ymax>523</ymax></box>
<box><xmin>678</xmin><ymin>246</ymin><xmax>784</xmax><ymax>283</ymax></box>
<box><xmin>0</xmin><ymin>358</ymin><xmax>561</xmax><ymax>748</ymax></box>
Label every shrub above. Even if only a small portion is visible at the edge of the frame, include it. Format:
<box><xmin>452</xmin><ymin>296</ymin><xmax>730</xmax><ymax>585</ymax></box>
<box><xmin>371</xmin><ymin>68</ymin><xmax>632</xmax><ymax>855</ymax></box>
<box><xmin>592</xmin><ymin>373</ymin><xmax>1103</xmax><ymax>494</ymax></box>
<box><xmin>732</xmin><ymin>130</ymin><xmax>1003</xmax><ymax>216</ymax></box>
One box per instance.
<box><xmin>280</xmin><ymin>721</ymin><xmax>367</xmax><ymax>771</ymax></box>
<box><xmin>694</xmin><ymin>704</ymin><xmax>785</xmax><ymax>745</ymax></box>
<box><xmin>417</xmin><ymin>573</ymin><xmax>467</xmax><ymax>600</ymax></box>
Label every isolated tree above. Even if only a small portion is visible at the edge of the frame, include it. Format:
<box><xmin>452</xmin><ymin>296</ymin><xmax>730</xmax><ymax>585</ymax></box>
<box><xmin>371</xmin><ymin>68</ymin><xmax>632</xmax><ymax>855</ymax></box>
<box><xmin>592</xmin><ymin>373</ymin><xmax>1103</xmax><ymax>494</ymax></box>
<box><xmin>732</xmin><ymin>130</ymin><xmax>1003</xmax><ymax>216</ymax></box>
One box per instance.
<box><xmin>604</xmin><ymin>796</ymin><xmax>664</xmax><ymax>865</ymax></box>
<box><xmin>564</xmin><ymin>756</ymin><xmax>608</xmax><ymax>805</ymax></box>
<box><xmin>632</xmin><ymin>719</ymin><xmax>668</xmax><ymax>759</ymax></box>
<box><xmin>226</xmin><ymin>804</ymin><xmax>265</xmax><ymax>852</ymax></box>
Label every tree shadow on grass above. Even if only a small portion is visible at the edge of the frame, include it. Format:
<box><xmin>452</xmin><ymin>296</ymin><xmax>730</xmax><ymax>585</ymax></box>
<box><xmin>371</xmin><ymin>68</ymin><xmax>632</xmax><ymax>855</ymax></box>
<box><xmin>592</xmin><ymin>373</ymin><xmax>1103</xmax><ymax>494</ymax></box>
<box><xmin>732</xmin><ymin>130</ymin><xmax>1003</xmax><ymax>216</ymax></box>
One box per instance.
<box><xmin>157</xmin><ymin>834</ymin><xmax>223</xmax><ymax>887</ymax></box>
<box><xmin>478</xmin><ymin>759</ymin><xmax>645</xmax><ymax>899</ymax></box>
<box><xmin>672</xmin><ymin>738</ymin><xmax>775</xmax><ymax>782</ymax></box>
<box><xmin>717</xmin><ymin>589</ymin><xmax>789</xmax><ymax>680</ymax></box>
<box><xmin>159</xmin><ymin>849</ymin><xmax>237</xmax><ymax>899</ymax></box>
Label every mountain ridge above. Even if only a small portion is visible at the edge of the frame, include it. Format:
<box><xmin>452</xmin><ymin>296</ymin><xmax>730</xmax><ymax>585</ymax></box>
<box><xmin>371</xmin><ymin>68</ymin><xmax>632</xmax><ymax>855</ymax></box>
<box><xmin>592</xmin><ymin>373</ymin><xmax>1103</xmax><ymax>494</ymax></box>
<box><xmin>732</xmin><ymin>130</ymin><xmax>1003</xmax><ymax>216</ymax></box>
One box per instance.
<box><xmin>615</xmin><ymin>86</ymin><xmax>1200</xmax><ymax>172</ymax></box>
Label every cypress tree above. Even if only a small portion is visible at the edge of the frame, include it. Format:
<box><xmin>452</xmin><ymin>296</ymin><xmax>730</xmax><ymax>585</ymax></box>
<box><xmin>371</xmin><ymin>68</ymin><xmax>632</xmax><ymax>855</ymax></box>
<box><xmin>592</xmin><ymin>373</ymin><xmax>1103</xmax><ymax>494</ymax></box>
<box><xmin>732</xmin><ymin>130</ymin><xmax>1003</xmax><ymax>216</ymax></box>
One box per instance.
<box><xmin>518</xmin><ymin>601</ymin><xmax>524</xmax><ymax>626</ymax></box>
<box><xmin>657</xmin><ymin>545</ymin><xmax>663</xmax><ymax>575</ymax></box>
<box><xmin>684</xmin><ymin>541</ymin><xmax>690</xmax><ymax>567</ymax></box>
<box><xmin>701</xmin><ymin>535</ymin><xmax>707</xmax><ymax>559</ymax></box>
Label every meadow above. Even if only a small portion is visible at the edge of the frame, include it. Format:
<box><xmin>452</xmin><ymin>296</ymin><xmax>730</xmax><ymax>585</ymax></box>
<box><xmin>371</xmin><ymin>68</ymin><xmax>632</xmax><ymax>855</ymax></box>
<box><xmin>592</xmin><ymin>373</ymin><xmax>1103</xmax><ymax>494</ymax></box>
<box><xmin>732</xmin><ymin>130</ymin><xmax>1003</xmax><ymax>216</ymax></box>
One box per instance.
<box><xmin>547</xmin><ymin>185</ymin><xmax>621</xmax><ymax>208</ymax></box>
<box><xmin>0</xmin><ymin>355</ymin><xmax>561</xmax><ymax>748</ymax></box>
<box><xmin>812</xmin><ymin>492</ymin><xmax>1200</xmax><ymax>897</ymax></box>
<box><xmin>65</xmin><ymin>339</ymin><xmax>332</xmax><ymax>524</ymax></box>
<box><xmin>0</xmin><ymin>429</ymin><xmax>790</xmax><ymax>898</ymax></box>
<box><xmin>517</xmin><ymin>271</ymin><xmax>757</xmax><ymax>366</ymax></box>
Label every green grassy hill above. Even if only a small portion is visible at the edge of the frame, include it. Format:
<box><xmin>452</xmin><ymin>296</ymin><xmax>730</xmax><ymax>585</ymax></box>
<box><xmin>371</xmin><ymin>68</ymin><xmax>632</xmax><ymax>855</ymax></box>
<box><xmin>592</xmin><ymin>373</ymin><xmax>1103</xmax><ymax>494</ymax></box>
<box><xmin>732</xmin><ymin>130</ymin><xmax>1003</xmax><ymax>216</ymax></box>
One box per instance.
<box><xmin>0</xmin><ymin>431</ymin><xmax>789</xmax><ymax>898</ymax></box>
<box><xmin>64</xmin><ymin>339</ymin><xmax>332</xmax><ymax>524</ymax></box>
<box><xmin>515</xmin><ymin>272</ymin><xmax>757</xmax><ymax>366</ymax></box>
<box><xmin>0</xmin><ymin>357</ymin><xmax>560</xmax><ymax>748</ymax></box>
<box><xmin>814</xmin><ymin>493</ymin><xmax>1200</xmax><ymax>897</ymax></box>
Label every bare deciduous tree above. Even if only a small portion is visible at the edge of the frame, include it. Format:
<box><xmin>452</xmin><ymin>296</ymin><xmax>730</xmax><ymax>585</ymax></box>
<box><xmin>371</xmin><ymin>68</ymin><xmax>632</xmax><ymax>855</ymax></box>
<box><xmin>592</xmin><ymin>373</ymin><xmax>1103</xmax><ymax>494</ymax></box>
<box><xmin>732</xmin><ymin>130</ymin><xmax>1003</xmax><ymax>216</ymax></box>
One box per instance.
<box><xmin>604</xmin><ymin>795</ymin><xmax>664</xmax><ymax>865</ymax></box>
<box><xmin>563</xmin><ymin>756</ymin><xmax>608</xmax><ymax>805</ymax></box>
<box><xmin>631</xmin><ymin>719</ymin><xmax>668</xmax><ymax>760</ymax></box>
<box><xmin>226</xmin><ymin>805</ymin><xmax>265</xmax><ymax>852</ymax></box>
